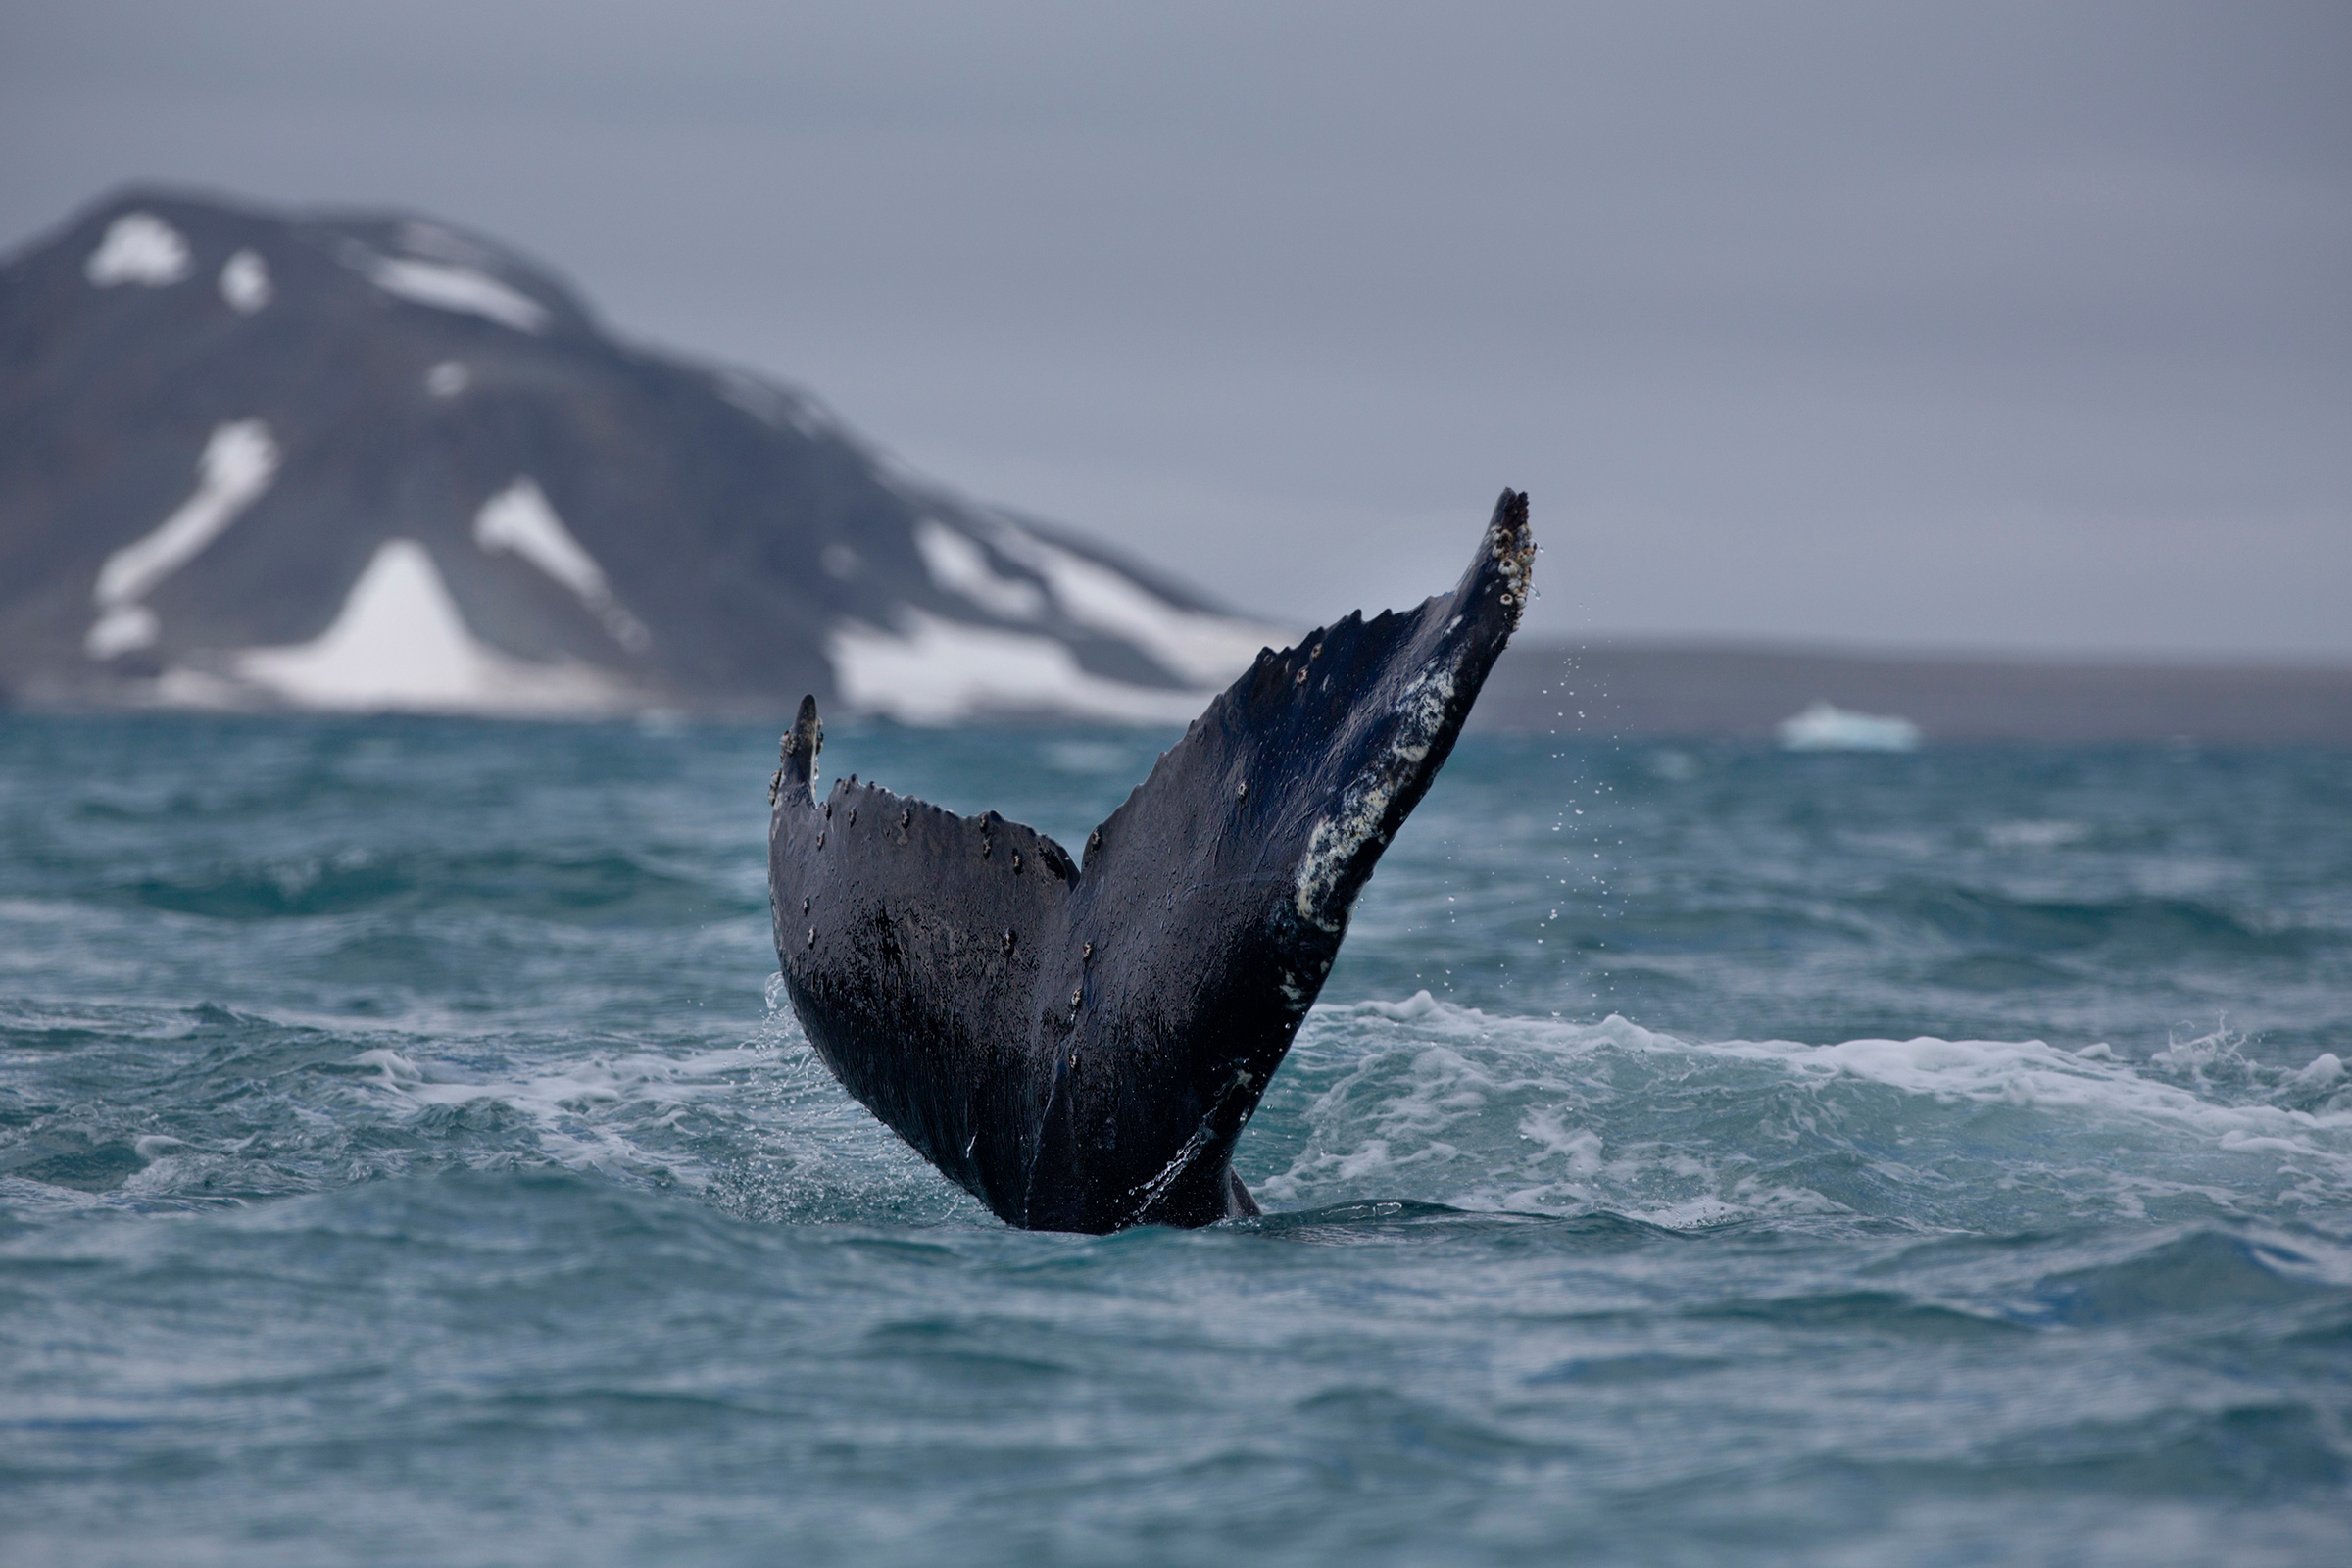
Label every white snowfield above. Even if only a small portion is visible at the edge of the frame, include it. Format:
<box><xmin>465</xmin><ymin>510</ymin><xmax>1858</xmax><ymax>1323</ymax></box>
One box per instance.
<box><xmin>829</xmin><ymin>610</ymin><xmax>1212</xmax><ymax>725</ymax></box>
<box><xmin>472</xmin><ymin>479</ymin><xmax>651</xmax><ymax>652</ymax></box>
<box><xmin>236</xmin><ymin>540</ymin><xmax>628</xmax><ymax>714</ymax></box>
<box><xmin>358</xmin><ymin>253</ymin><xmax>550</xmax><ymax>333</ymax></box>
<box><xmin>835</xmin><ymin>514</ymin><xmax>1288</xmax><ymax>724</ymax></box>
<box><xmin>914</xmin><ymin>519</ymin><xmax>1047</xmax><ymax>620</ymax></box>
<box><xmin>84</xmin><ymin>213</ymin><xmax>190</xmax><ymax>287</ymax></box>
<box><xmin>981</xmin><ymin>515</ymin><xmax>1284</xmax><ymax>687</ymax></box>
<box><xmin>85</xmin><ymin>420</ymin><xmax>280</xmax><ymax>659</ymax></box>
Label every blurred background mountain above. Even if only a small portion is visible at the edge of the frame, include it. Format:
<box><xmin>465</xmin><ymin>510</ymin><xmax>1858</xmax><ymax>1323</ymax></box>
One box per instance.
<box><xmin>1</xmin><ymin>4</ymin><xmax>2346</xmax><ymax>737</ymax></box>
<box><xmin>1</xmin><ymin>189</ymin><xmax>1279</xmax><ymax>720</ymax></box>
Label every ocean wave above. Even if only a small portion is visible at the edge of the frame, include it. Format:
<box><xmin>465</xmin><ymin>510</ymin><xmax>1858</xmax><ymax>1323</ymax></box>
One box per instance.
<box><xmin>8</xmin><ymin>983</ymin><xmax>2349</xmax><ymax>1245</ymax></box>
<box><xmin>115</xmin><ymin>846</ymin><xmax>748</xmax><ymax>923</ymax></box>
<box><xmin>1247</xmin><ymin>994</ymin><xmax>2352</xmax><ymax>1232</ymax></box>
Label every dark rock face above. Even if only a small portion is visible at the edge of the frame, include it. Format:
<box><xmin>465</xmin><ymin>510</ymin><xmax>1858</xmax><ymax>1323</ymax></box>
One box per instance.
<box><xmin>0</xmin><ymin>188</ymin><xmax>1273</xmax><ymax>716</ymax></box>
<box><xmin>768</xmin><ymin>493</ymin><xmax>1533</xmax><ymax>1232</ymax></box>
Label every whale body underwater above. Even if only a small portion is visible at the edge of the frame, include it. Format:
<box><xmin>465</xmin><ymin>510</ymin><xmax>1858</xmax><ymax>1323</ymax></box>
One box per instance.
<box><xmin>768</xmin><ymin>490</ymin><xmax>1534</xmax><ymax>1232</ymax></box>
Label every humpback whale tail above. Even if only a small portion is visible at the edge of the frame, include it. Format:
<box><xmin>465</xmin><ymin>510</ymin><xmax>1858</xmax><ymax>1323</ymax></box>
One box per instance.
<box><xmin>769</xmin><ymin>489</ymin><xmax>1534</xmax><ymax>1232</ymax></box>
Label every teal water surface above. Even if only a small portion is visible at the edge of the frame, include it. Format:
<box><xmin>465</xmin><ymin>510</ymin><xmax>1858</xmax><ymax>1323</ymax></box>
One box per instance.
<box><xmin>3</xmin><ymin>715</ymin><xmax>2348</xmax><ymax>1565</ymax></box>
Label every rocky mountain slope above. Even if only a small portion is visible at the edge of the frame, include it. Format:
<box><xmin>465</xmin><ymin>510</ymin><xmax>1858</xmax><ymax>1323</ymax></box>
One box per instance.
<box><xmin>0</xmin><ymin>188</ymin><xmax>1283</xmax><ymax>719</ymax></box>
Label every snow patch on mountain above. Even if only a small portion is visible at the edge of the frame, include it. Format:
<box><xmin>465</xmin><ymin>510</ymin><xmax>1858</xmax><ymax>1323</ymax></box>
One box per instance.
<box><xmin>358</xmin><ymin>254</ymin><xmax>549</xmax><ymax>333</ymax></box>
<box><xmin>472</xmin><ymin>478</ymin><xmax>650</xmax><ymax>652</ymax></box>
<box><xmin>235</xmin><ymin>540</ymin><xmax>627</xmax><ymax>713</ymax></box>
<box><xmin>84</xmin><ymin>213</ymin><xmax>190</xmax><ymax>287</ymax></box>
<box><xmin>86</xmin><ymin>420</ymin><xmax>279</xmax><ymax>658</ymax></box>
<box><xmin>829</xmin><ymin>611</ymin><xmax>1209</xmax><ymax>725</ymax></box>
<box><xmin>983</xmin><ymin>517</ymin><xmax>1279</xmax><ymax>685</ymax></box>
<box><xmin>219</xmin><ymin>249</ymin><xmax>271</xmax><ymax>313</ymax></box>
<box><xmin>11</xmin><ymin>188</ymin><xmax>1292</xmax><ymax>723</ymax></box>
<box><xmin>83</xmin><ymin>606</ymin><xmax>160</xmax><ymax>662</ymax></box>
<box><xmin>915</xmin><ymin>519</ymin><xmax>1047</xmax><ymax>621</ymax></box>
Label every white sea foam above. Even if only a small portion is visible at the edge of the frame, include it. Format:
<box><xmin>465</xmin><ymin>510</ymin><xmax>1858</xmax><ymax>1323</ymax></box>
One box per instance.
<box><xmin>1255</xmin><ymin>995</ymin><xmax>2352</xmax><ymax>1228</ymax></box>
<box><xmin>218</xmin><ymin>249</ymin><xmax>270</xmax><ymax>313</ymax></box>
<box><xmin>425</xmin><ymin>360</ymin><xmax>470</xmax><ymax>398</ymax></box>
<box><xmin>84</xmin><ymin>213</ymin><xmax>189</xmax><ymax>286</ymax></box>
<box><xmin>342</xmin><ymin>998</ymin><xmax>964</xmax><ymax>1221</ymax></box>
<box><xmin>359</xmin><ymin>253</ymin><xmax>550</xmax><ymax>332</ymax></box>
<box><xmin>472</xmin><ymin>477</ymin><xmax>650</xmax><ymax>651</ymax></box>
<box><xmin>354</xmin><ymin>1043</ymin><xmax>764</xmax><ymax>1179</ymax></box>
<box><xmin>828</xmin><ymin>610</ymin><xmax>1210</xmax><ymax>725</ymax></box>
<box><xmin>234</xmin><ymin>539</ymin><xmax>631</xmax><ymax>714</ymax></box>
<box><xmin>1986</xmin><ymin>819</ymin><xmax>2087</xmax><ymax>850</ymax></box>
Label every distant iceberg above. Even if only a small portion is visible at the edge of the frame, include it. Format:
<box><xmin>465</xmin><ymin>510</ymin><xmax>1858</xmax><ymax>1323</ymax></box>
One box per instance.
<box><xmin>1776</xmin><ymin>700</ymin><xmax>1921</xmax><ymax>752</ymax></box>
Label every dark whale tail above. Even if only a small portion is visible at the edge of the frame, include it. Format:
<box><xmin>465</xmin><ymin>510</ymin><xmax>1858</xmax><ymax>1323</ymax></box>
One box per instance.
<box><xmin>769</xmin><ymin>489</ymin><xmax>1534</xmax><ymax>1232</ymax></box>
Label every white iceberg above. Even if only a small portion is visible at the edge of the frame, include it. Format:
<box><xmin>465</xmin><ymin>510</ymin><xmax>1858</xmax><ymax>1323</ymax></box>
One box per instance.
<box><xmin>1776</xmin><ymin>700</ymin><xmax>1921</xmax><ymax>752</ymax></box>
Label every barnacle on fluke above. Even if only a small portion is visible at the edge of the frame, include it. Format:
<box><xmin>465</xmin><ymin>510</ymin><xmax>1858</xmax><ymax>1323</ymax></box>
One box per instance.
<box><xmin>768</xmin><ymin>490</ymin><xmax>1533</xmax><ymax>1232</ymax></box>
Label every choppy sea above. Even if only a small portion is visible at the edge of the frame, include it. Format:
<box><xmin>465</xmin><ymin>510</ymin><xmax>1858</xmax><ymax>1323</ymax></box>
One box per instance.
<box><xmin>2</xmin><ymin>713</ymin><xmax>2347</xmax><ymax>1565</ymax></box>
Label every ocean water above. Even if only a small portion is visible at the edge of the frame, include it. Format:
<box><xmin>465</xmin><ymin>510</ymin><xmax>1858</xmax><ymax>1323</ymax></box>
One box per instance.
<box><xmin>2</xmin><ymin>713</ymin><xmax>2347</xmax><ymax>1566</ymax></box>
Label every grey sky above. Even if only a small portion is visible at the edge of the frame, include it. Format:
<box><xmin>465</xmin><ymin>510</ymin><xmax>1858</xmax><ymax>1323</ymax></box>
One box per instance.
<box><xmin>5</xmin><ymin>2</ymin><xmax>2347</xmax><ymax>658</ymax></box>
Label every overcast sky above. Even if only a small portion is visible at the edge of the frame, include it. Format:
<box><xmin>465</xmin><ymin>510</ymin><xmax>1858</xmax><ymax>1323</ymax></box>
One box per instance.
<box><xmin>5</xmin><ymin>2</ymin><xmax>2346</xmax><ymax>658</ymax></box>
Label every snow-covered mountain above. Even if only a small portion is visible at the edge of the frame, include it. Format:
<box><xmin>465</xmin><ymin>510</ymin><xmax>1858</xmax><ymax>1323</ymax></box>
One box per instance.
<box><xmin>0</xmin><ymin>188</ymin><xmax>1284</xmax><ymax>720</ymax></box>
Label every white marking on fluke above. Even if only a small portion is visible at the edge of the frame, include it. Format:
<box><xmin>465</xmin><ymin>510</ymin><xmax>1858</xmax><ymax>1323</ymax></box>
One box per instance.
<box><xmin>1294</xmin><ymin>664</ymin><xmax>1457</xmax><ymax>932</ymax></box>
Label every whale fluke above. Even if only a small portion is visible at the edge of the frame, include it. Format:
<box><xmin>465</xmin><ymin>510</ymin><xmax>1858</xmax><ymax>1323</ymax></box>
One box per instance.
<box><xmin>768</xmin><ymin>489</ymin><xmax>1534</xmax><ymax>1231</ymax></box>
